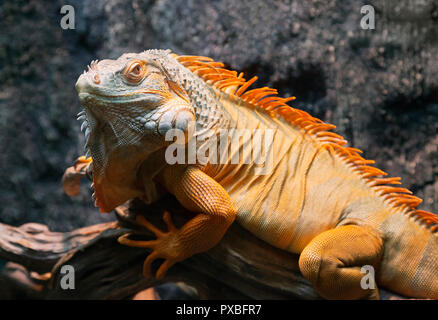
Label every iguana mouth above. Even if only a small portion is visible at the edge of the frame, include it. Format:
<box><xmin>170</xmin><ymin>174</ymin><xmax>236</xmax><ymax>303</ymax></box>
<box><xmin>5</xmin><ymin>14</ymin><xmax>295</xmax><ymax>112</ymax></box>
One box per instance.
<box><xmin>78</xmin><ymin>91</ymin><xmax>166</xmax><ymax>109</ymax></box>
<box><xmin>79</xmin><ymin>89</ymin><xmax>168</xmax><ymax>99</ymax></box>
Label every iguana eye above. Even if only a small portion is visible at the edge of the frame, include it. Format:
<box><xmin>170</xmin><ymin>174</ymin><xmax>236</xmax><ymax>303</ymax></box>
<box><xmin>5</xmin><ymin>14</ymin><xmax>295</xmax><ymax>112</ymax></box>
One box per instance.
<box><xmin>123</xmin><ymin>60</ymin><xmax>146</xmax><ymax>84</ymax></box>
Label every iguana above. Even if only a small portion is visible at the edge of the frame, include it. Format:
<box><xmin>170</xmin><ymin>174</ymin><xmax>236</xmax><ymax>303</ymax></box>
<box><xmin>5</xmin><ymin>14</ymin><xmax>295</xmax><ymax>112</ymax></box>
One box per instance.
<box><xmin>72</xmin><ymin>49</ymin><xmax>438</xmax><ymax>300</ymax></box>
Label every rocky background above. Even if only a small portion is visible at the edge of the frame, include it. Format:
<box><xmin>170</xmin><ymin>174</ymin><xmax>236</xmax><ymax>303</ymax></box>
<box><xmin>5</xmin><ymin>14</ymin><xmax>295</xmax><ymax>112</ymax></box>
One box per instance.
<box><xmin>0</xmin><ymin>0</ymin><xmax>437</xmax><ymax>233</ymax></box>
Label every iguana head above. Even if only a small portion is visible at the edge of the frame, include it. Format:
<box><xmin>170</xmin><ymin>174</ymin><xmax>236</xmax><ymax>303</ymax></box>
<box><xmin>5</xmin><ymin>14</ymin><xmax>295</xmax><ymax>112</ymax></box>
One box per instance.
<box><xmin>75</xmin><ymin>51</ymin><xmax>195</xmax><ymax>212</ymax></box>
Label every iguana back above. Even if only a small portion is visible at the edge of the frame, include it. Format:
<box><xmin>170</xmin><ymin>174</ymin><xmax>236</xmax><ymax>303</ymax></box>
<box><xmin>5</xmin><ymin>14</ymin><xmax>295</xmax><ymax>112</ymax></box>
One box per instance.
<box><xmin>176</xmin><ymin>54</ymin><xmax>437</xmax><ymax>248</ymax></box>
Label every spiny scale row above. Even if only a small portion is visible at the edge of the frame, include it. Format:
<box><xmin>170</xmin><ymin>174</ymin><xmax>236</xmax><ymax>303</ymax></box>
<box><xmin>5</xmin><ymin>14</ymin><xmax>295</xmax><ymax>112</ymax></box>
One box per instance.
<box><xmin>175</xmin><ymin>54</ymin><xmax>438</xmax><ymax>232</ymax></box>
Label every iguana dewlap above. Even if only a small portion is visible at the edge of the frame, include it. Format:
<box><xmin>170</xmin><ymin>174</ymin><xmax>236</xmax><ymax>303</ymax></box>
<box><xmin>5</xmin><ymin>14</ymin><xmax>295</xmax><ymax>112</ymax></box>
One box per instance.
<box><xmin>73</xmin><ymin>50</ymin><xmax>438</xmax><ymax>299</ymax></box>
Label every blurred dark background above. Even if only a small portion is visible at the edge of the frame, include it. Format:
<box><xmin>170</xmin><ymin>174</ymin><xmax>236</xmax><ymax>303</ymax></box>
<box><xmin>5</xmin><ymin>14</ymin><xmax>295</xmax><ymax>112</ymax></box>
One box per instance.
<box><xmin>0</xmin><ymin>0</ymin><xmax>437</xmax><ymax>234</ymax></box>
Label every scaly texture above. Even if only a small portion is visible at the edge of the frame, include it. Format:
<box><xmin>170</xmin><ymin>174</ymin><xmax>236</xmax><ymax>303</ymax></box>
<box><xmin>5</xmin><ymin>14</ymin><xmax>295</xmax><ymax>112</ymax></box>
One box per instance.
<box><xmin>71</xmin><ymin>49</ymin><xmax>438</xmax><ymax>299</ymax></box>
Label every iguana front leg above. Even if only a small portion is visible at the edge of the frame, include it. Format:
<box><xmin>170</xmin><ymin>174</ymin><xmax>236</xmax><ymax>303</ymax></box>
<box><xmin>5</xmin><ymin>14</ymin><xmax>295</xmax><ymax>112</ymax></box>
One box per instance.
<box><xmin>118</xmin><ymin>165</ymin><xmax>236</xmax><ymax>279</ymax></box>
<box><xmin>299</xmin><ymin>224</ymin><xmax>383</xmax><ymax>300</ymax></box>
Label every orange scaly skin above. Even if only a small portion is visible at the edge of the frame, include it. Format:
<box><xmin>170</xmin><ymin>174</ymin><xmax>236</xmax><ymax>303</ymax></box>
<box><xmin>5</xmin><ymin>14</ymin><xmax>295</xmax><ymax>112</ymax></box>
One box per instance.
<box><xmin>72</xmin><ymin>50</ymin><xmax>438</xmax><ymax>299</ymax></box>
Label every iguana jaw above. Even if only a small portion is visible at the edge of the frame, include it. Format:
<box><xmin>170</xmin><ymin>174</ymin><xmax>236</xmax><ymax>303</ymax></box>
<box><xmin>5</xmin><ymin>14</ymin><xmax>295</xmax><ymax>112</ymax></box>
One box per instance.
<box><xmin>77</xmin><ymin>100</ymin><xmax>166</xmax><ymax>212</ymax></box>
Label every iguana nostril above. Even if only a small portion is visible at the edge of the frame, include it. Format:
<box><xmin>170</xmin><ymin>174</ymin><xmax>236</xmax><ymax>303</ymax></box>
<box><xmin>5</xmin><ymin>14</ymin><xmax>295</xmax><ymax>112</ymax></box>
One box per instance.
<box><xmin>93</xmin><ymin>74</ymin><xmax>101</xmax><ymax>84</ymax></box>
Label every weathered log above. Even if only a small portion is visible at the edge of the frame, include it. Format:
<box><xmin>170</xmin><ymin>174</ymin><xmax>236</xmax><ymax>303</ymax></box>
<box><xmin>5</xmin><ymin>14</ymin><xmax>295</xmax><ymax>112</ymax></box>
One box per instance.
<box><xmin>0</xmin><ymin>196</ymin><xmax>408</xmax><ymax>300</ymax></box>
<box><xmin>0</xmin><ymin>197</ymin><xmax>318</xmax><ymax>299</ymax></box>
<box><xmin>0</xmin><ymin>166</ymin><xmax>407</xmax><ymax>299</ymax></box>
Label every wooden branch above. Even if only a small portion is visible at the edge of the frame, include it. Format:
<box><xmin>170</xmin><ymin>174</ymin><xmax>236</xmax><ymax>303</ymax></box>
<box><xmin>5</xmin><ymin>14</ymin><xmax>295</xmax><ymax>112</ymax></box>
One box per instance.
<box><xmin>0</xmin><ymin>165</ymin><xmax>408</xmax><ymax>299</ymax></box>
<box><xmin>0</xmin><ymin>197</ymin><xmax>408</xmax><ymax>300</ymax></box>
<box><xmin>0</xmin><ymin>197</ymin><xmax>319</xmax><ymax>299</ymax></box>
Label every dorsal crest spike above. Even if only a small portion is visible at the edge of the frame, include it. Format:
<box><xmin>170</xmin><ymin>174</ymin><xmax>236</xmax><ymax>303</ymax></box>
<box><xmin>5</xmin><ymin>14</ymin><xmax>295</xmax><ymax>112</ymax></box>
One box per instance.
<box><xmin>236</xmin><ymin>76</ymin><xmax>258</xmax><ymax>96</ymax></box>
<box><xmin>174</xmin><ymin>53</ymin><xmax>438</xmax><ymax>231</ymax></box>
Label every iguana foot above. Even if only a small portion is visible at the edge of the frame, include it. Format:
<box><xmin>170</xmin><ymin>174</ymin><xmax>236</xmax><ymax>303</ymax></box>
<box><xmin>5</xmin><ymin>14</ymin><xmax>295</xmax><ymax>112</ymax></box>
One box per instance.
<box><xmin>299</xmin><ymin>224</ymin><xmax>383</xmax><ymax>300</ymax></box>
<box><xmin>118</xmin><ymin>167</ymin><xmax>236</xmax><ymax>279</ymax></box>
<box><xmin>62</xmin><ymin>156</ymin><xmax>93</xmax><ymax>197</ymax></box>
<box><xmin>74</xmin><ymin>156</ymin><xmax>93</xmax><ymax>179</ymax></box>
<box><xmin>118</xmin><ymin>211</ymin><xmax>184</xmax><ymax>279</ymax></box>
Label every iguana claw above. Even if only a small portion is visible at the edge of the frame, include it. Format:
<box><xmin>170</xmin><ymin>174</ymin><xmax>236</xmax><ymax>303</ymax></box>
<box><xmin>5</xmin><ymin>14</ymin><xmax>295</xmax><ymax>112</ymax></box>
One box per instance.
<box><xmin>117</xmin><ymin>211</ymin><xmax>182</xmax><ymax>279</ymax></box>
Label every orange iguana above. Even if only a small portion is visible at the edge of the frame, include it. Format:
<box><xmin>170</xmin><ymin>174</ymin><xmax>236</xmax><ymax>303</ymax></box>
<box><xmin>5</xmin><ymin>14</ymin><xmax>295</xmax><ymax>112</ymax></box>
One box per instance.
<box><xmin>71</xmin><ymin>49</ymin><xmax>438</xmax><ymax>300</ymax></box>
